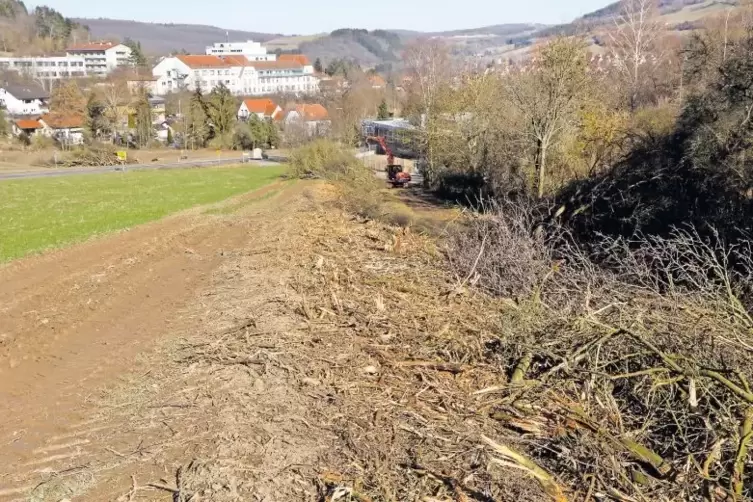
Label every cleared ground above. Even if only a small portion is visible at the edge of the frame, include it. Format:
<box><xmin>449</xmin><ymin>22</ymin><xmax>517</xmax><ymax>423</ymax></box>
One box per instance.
<box><xmin>0</xmin><ymin>165</ymin><xmax>285</xmax><ymax>262</ymax></box>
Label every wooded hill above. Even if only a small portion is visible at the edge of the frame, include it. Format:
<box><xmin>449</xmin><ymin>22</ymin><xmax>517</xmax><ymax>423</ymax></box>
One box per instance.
<box><xmin>0</xmin><ymin>0</ymin><xmax>88</xmax><ymax>55</ymax></box>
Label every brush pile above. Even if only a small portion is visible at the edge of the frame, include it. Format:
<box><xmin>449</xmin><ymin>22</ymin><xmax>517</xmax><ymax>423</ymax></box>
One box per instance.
<box><xmin>447</xmin><ymin>200</ymin><xmax>753</xmax><ymax>501</ymax></box>
<box><xmin>155</xmin><ymin>184</ymin><xmax>753</xmax><ymax>501</ymax></box>
<box><xmin>44</xmin><ymin>144</ymin><xmax>136</xmax><ymax>167</ymax></box>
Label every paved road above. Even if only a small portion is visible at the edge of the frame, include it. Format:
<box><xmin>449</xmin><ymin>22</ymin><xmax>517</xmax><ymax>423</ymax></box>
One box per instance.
<box><xmin>0</xmin><ymin>155</ymin><xmax>287</xmax><ymax>181</ymax></box>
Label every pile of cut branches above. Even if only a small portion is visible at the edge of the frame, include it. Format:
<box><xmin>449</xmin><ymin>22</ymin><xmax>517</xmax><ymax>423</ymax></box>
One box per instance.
<box><xmin>448</xmin><ymin>201</ymin><xmax>753</xmax><ymax>501</ymax></box>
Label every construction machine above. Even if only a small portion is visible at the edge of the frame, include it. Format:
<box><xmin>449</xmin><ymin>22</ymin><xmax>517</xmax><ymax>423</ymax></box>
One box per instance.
<box><xmin>366</xmin><ymin>135</ymin><xmax>412</xmax><ymax>187</ymax></box>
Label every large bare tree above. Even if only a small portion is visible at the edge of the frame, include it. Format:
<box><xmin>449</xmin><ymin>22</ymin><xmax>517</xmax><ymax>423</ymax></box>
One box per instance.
<box><xmin>608</xmin><ymin>0</ymin><xmax>663</xmax><ymax>109</ymax></box>
<box><xmin>403</xmin><ymin>39</ymin><xmax>452</xmax><ymax>184</ymax></box>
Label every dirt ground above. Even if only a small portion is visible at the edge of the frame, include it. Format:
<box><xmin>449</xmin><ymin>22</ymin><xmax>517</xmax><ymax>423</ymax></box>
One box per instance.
<box><xmin>0</xmin><ymin>180</ymin><xmax>543</xmax><ymax>502</ymax></box>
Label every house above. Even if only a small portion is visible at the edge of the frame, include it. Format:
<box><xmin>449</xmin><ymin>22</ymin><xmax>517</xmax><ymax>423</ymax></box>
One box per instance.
<box><xmin>151</xmin><ymin>40</ymin><xmax>319</xmax><ymax>96</ymax></box>
<box><xmin>149</xmin><ymin>96</ymin><xmax>167</xmax><ymax>124</ymax></box>
<box><xmin>126</xmin><ymin>74</ymin><xmax>159</xmax><ymax>95</ymax></box>
<box><xmin>319</xmin><ymin>76</ymin><xmax>349</xmax><ymax>94</ymax></box>
<box><xmin>65</xmin><ymin>41</ymin><xmax>133</xmax><ymax>77</ymax></box>
<box><xmin>238</xmin><ymin>98</ymin><xmax>282</xmax><ymax>121</ymax></box>
<box><xmin>12</xmin><ymin>118</ymin><xmax>43</xmax><ymax>137</ymax></box>
<box><xmin>39</xmin><ymin>113</ymin><xmax>85</xmax><ymax>145</ymax></box>
<box><xmin>0</xmin><ymin>83</ymin><xmax>50</xmax><ymax>116</ymax></box>
<box><xmin>368</xmin><ymin>74</ymin><xmax>386</xmax><ymax>89</ymax></box>
<box><xmin>284</xmin><ymin>103</ymin><xmax>330</xmax><ymax>136</ymax></box>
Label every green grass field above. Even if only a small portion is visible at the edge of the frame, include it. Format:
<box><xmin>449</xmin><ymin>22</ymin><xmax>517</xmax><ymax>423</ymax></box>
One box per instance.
<box><xmin>0</xmin><ymin>165</ymin><xmax>286</xmax><ymax>262</ymax></box>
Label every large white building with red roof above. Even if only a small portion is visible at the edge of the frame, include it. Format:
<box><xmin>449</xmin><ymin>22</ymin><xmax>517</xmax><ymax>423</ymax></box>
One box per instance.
<box><xmin>65</xmin><ymin>41</ymin><xmax>133</xmax><ymax>76</ymax></box>
<box><xmin>151</xmin><ymin>40</ymin><xmax>318</xmax><ymax>97</ymax></box>
<box><xmin>0</xmin><ymin>40</ymin><xmax>132</xmax><ymax>82</ymax></box>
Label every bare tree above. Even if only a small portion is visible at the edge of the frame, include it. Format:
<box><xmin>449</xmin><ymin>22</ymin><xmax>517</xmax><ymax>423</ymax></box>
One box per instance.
<box><xmin>506</xmin><ymin>38</ymin><xmax>590</xmax><ymax>197</ymax></box>
<box><xmin>607</xmin><ymin>0</ymin><xmax>663</xmax><ymax>109</ymax></box>
<box><xmin>403</xmin><ymin>39</ymin><xmax>452</xmax><ymax>184</ymax></box>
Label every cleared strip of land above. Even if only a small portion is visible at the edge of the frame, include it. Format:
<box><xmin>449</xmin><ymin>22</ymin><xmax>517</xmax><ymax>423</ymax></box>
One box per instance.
<box><xmin>0</xmin><ymin>165</ymin><xmax>285</xmax><ymax>262</ymax></box>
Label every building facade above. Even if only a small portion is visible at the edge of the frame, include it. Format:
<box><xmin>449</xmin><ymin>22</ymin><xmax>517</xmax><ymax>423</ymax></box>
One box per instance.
<box><xmin>0</xmin><ymin>41</ymin><xmax>132</xmax><ymax>82</ymax></box>
<box><xmin>205</xmin><ymin>41</ymin><xmax>275</xmax><ymax>61</ymax></box>
<box><xmin>0</xmin><ymin>83</ymin><xmax>50</xmax><ymax>115</ymax></box>
<box><xmin>65</xmin><ymin>42</ymin><xmax>133</xmax><ymax>76</ymax></box>
<box><xmin>0</xmin><ymin>55</ymin><xmax>88</xmax><ymax>82</ymax></box>
<box><xmin>152</xmin><ymin>40</ymin><xmax>318</xmax><ymax>97</ymax></box>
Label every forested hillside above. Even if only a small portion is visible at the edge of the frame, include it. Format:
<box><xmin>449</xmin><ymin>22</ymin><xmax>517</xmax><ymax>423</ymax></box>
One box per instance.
<box><xmin>0</xmin><ymin>0</ymin><xmax>88</xmax><ymax>55</ymax></box>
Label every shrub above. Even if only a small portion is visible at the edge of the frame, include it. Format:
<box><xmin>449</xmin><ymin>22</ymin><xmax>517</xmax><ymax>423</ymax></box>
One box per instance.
<box><xmin>289</xmin><ymin>140</ymin><xmax>391</xmax><ymax>222</ymax></box>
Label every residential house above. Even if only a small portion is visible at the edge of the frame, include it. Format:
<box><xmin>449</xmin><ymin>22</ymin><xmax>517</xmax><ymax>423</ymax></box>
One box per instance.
<box><xmin>319</xmin><ymin>76</ymin><xmax>349</xmax><ymax>94</ymax></box>
<box><xmin>284</xmin><ymin>103</ymin><xmax>329</xmax><ymax>136</ymax></box>
<box><xmin>39</xmin><ymin>113</ymin><xmax>85</xmax><ymax>146</ymax></box>
<box><xmin>12</xmin><ymin>118</ymin><xmax>43</xmax><ymax>138</ymax></box>
<box><xmin>0</xmin><ymin>83</ymin><xmax>50</xmax><ymax>116</ymax></box>
<box><xmin>238</xmin><ymin>98</ymin><xmax>282</xmax><ymax>121</ymax></box>
<box><xmin>66</xmin><ymin>41</ymin><xmax>133</xmax><ymax>77</ymax></box>
<box><xmin>368</xmin><ymin>74</ymin><xmax>386</xmax><ymax>89</ymax></box>
<box><xmin>126</xmin><ymin>74</ymin><xmax>159</xmax><ymax>95</ymax></box>
<box><xmin>151</xmin><ymin>40</ymin><xmax>319</xmax><ymax>96</ymax></box>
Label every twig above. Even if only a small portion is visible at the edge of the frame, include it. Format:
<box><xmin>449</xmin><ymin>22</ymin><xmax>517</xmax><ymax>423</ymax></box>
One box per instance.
<box><xmin>392</xmin><ymin>360</ymin><xmax>466</xmax><ymax>374</ymax></box>
<box><xmin>731</xmin><ymin>407</ymin><xmax>753</xmax><ymax>498</ymax></box>
<box><xmin>482</xmin><ymin>435</ymin><xmax>568</xmax><ymax>501</ymax></box>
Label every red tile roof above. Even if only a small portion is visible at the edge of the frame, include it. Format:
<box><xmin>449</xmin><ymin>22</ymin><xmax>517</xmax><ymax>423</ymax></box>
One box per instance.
<box><xmin>177</xmin><ymin>55</ymin><xmax>230</xmax><ymax>68</ymax></box>
<box><xmin>41</xmin><ymin>113</ymin><xmax>84</xmax><ymax>129</ymax></box>
<box><xmin>369</xmin><ymin>74</ymin><xmax>386</xmax><ymax>87</ymax></box>
<box><xmin>15</xmin><ymin>119</ymin><xmax>42</xmax><ymax>130</ymax></box>
<box><xmin>279</xmin><ymin>54</ymin><xmax>310</xmax><ymax>66</ymax></box>
<box><xmin>296</xmin><ymin>103</ymin><xmax>328</xmax><ymax>121</ymax></box>
<box><xmin>222</xmin><ymin>55</ymin><xmax>251</xmax><ymax>66</ymax></box>
<box><xmin>67</xmin><ymin>41</ymin><xmax>117</xmax><ymax>51</ymax></box>
<box><xmin>242</xmin><ymin>98</ymin><xmax>280</xmax><ymax>118</ymax></box>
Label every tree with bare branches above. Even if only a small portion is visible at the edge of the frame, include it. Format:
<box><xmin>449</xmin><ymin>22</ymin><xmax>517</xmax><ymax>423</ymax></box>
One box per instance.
<box><xmin>608</xmin><ymin>0</ymin><xmax>663</xmax><ymax>109</ymax></box>
<box><xmin>506</xmin><ymin>38</ymin><xmax>590</xmax><ymax>197</ymax></box>
<box><xmin>403</xmin><ymin>39</ymin><xmax>452</xmax><ymax>184</ymax></box>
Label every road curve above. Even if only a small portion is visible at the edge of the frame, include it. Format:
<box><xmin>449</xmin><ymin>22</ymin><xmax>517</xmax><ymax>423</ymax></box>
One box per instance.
<box><xmin>0</xmin><ymin>155</ymin><xmax>287</xmax><ymax>181</ymax></box>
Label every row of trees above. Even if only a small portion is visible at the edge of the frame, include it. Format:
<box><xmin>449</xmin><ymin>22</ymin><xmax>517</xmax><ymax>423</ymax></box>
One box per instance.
<box><xmin>182</xmin><ymin>85</ymin><xmax>279</xmax><ymax>150</ymax></box>
<box><xmin>401</xmin><ymin>0</ymin><xmax>696</xmax><ymax>198</ymax></box>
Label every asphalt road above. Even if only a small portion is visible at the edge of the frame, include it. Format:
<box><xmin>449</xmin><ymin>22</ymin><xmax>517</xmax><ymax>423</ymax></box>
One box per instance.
<box><xmin>0</xmin><ymin>156</ymin><xmax>287</xmax><ymax>181</ymax></box>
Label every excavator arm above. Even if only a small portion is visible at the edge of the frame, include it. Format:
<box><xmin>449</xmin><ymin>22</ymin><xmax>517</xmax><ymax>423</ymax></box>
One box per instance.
<box><xmin>366</xmin><ymin>135</ymin><xmax>395</xmax><ymax>165</ymax></box>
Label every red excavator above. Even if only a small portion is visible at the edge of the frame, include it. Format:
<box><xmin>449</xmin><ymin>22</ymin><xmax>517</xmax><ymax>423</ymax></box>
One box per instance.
<box><xmin>366</xmin><ymin>135</ymin><xmax>412</xmax><ymax>187</ymax></box>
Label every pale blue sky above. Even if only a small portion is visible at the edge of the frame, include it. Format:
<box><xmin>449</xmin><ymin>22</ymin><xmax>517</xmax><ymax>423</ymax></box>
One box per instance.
<box><xmin>34</xmin><ymin>0</ymin><xmax>612</xmax><ymax>34</ymax></box>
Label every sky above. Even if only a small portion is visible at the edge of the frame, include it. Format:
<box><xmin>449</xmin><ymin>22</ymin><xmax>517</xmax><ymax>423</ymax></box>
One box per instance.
<box><xmin>34</xmin><ymin>0</ymin><xmax>612</xmax><ymax>34</ymax></box>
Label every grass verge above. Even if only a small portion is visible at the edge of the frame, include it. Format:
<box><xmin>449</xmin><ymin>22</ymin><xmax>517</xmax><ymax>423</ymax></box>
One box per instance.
<box><xmin>0</xmin><ymin>165</ymin><xmax>285</xmax><ymax>262</ymax></box>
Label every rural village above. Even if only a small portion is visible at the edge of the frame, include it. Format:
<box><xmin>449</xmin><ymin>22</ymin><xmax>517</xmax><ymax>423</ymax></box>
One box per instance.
<box><xmin>5</xmin><ymin>1</ymin><xmax>753</xmax><ymax>502</ymax></box>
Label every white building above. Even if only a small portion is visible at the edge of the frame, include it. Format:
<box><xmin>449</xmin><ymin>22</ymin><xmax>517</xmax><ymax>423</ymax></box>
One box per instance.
<box><xmin>152</xmin><ymin>55</ymin><xmax>318</xmax><ymax>96</ymax></box>
<box><xmin>205</xmin><ymin>40</ymin><xmax>275</xmax><ymax>61</ymax></box>
<box><xmin>65</xmin><ymin>41</ymin><xmax>133</xmax><ymax>76</ymax></box>
<box><xmin>0</xmin><ymin>41</ymin><xmax>132</xmax><ymax>82</ymax></box>
<box><xmin>152</xmin><ymin>40</ymin><xmax>318</xmax><ymax>97</ymax></box>
<box><xmin>0</xmin><ymin>82</ymin><xmax>50</xmax><ymax>115</ymax></box>
<box><xmin>0</xmin><ymin>55</ymin><xmax>88</xmax><ymax>82</ymax></box>
<box><xmin>238</xmin><ymin>98</ymin><xmax>282</xmax><ymax>121</ymax></box>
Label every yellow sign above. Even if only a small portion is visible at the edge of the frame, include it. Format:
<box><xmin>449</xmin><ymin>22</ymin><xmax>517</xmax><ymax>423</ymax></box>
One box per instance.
<box><xmin>116</xmin><ymin>151</ymin><xmax>127</xmax><ymax>161</ymax></box>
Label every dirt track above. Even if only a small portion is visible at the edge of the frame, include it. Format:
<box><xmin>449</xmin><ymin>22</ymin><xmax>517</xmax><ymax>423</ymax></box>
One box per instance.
<box><xmin>0</xmin><ymin>179</ymin><xmax>528</xmax><ymax>502</ymax></box>
<box><xmin>0</xmin><ymin>181</ymin><xmax>309</xmax><ymax>501</ymax></box>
